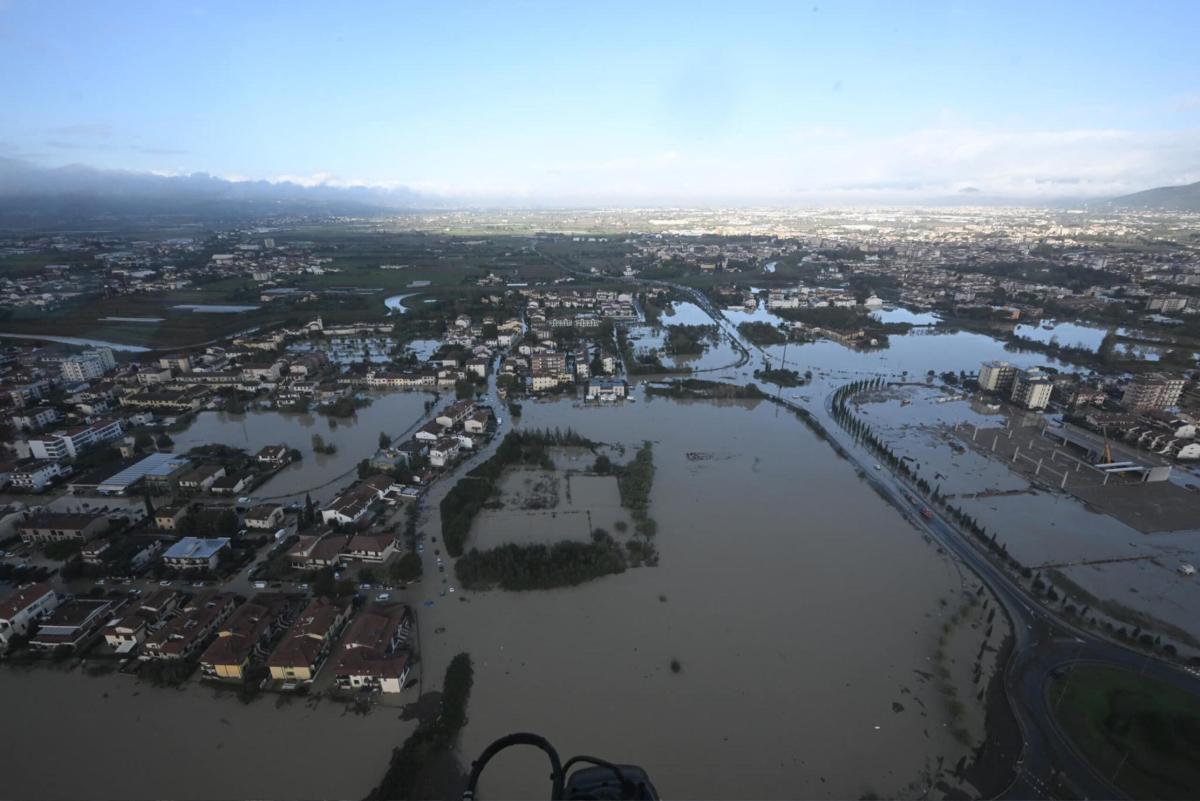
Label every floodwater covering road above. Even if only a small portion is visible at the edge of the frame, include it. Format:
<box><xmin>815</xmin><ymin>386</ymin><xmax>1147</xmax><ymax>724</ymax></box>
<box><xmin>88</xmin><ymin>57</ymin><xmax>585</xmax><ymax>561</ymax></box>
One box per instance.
<box><xmin>414</xmin><ymin>395</ymin><xmax>1005</xmax><ymax>799</ymax></box>
<box><xmin>170</xmin><ymin>391</ymin><xmax>432</xmax><ymax>504</ymax></box>
<box><xmin>0</xmin><ymin>664</ymin><xmax>415</xmax><ymax>800</ymax></box>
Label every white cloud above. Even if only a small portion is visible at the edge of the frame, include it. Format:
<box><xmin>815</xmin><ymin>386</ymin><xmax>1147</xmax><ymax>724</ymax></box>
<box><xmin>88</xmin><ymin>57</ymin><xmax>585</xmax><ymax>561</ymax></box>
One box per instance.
<box><xmin>764</xmin><ymin>126</ymin><xmax>1200</xmax><ymax>200</ymax></box>
<box><xmin>423</xmin><ymin>126</ymin><xmax>1200</xmax><ymax>203</ymax></box>
<box><xmin>267</xmin><ymin>171</ymin><xmax>340</xmax><ymax>188</ymax></box>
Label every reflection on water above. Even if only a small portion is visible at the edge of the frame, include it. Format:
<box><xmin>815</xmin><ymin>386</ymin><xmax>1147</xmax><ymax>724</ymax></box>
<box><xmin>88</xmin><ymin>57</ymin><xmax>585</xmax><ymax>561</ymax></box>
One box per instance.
<box><xmin>406</xmin><ymin>338</ymin><xmax>440</xmax><ymax>360</ymax></box>
<box><xmin>171</xmin><ymin>392</ymin><xmax>431</xmax><ymax>502</ymax></box>
<box><xmin>0</xmin><ymin>666</ymin><xmax>414</xmax><ymax>800</ymax></box>
<box><xmin>0</xmin><ymin>332</ymin><xmax>150</xmax><ymax>352</ymax></box>
<box><xmin>751</xmin><ymin>326</ymin><xmax>1072</xmax><ymax>380</ymax></box>
<box><xmin>288</xmin><ymin>336</ymin><xmax>395</xmax><ymax>367</ymax></box>
<box><xmin>1012</xmin><ymin>320</ymin><xmax>1111</xmax><ymax>351</ymax></box>
<box><xmin>660</xmin><ymin>301</ymin><xmax>714</xmax><ymax>326</ymax></box>
<box><xmin>871</xmin><ymin>307</ymin><xmax>941</xmax><ymax>325</ymax></box>
<box><xmin>420</xmin><ymin>396</ymin><xmax>996</xmax><ymax>799</ymax></box>
<box><xmin>384</xmin><ymin>293</ymin><xmax>418</xmax><ymax>313</ymax></box>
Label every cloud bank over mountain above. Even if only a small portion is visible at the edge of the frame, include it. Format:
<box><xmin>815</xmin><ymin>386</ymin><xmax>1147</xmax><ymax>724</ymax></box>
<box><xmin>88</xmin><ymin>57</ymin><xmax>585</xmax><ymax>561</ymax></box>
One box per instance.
<box><xmin>0</xmin><ymin>157</ymin><xmax>434</xmax><ymax>226</ymax></box>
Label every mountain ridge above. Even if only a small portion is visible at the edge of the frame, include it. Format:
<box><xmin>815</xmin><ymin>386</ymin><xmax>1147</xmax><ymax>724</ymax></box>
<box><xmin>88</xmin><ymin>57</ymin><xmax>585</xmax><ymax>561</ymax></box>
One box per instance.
<box><xmin>1104</xmin><ymin>180</ymin><xmax>1200</xmax><ymax>211</ymax></box>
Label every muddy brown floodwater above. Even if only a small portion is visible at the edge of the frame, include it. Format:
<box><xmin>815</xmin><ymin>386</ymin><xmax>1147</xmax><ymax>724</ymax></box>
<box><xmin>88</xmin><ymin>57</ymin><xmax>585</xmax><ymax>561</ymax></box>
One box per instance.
<box><xmin>0</xmin><ymin>663</ymin><xmax>416</xmax><ymax>800</ymax></box>
<box><xmin>170</xmin><ymin>391</ymin><xmax>432</xmax><ymax>503</ymax></box>
<box><xmin>417</xmin><ymin>394</ymin><xmax>1008</xmax><ymax>799</ymax></box>
<box><xmin>0</xmin><ymin>389</ymin><xmax>1009</xmax><ymax>800</ymax></box>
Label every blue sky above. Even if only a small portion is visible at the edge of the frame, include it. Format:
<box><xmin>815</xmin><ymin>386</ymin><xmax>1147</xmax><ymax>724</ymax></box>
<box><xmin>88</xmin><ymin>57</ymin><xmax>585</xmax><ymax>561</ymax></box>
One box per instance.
<box><xmin>1</xmin><ymin>0</ymin><xmax>1198</xmax><ymax>203</ymax></box>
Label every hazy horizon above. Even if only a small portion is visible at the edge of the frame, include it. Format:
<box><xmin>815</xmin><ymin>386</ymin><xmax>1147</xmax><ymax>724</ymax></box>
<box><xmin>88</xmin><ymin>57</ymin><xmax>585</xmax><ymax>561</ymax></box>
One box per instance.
<box><xmin>2</xmin><ymin>0</ymin><xmax>1199</xmax><ymax>205</ymax></box>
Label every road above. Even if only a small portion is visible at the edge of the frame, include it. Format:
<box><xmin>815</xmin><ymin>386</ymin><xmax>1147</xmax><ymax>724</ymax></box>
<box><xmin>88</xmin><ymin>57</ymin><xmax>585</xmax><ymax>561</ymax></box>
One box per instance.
<box><xmin>578</xmin><ymin>259</ymin><xmax>1200</xmax><ymax>799</ymax></box>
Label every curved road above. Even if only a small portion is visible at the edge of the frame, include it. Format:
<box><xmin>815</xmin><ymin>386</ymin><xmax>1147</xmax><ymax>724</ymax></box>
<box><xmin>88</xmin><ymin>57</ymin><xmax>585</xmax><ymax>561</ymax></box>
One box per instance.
<box><xmin>557</xmin><ymin>255</ymin><xmax>1200</xmax><ymax>799</ymax></box>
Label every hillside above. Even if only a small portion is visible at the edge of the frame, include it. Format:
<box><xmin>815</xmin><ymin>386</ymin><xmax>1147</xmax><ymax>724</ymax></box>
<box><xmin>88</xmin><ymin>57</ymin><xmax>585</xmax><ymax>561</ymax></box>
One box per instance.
<box><xmin>1105</xmin><ymin>180</ymin><xmax>1200</xmax><ymax>211</ymax></box>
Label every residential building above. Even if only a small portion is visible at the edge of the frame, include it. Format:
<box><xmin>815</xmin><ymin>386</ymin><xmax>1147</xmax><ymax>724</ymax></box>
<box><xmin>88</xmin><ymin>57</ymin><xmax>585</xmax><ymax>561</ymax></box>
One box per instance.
<box><xmin>321</xmin><ymin>484</ymin><xmax>379</xmax><ymax>525</ymax></box>
<box><xmin>332</xmin><ymin>603</ymin><xmax>413</xmax><ymax>693</ymax></box>
<box><xmin>161</xmin><ymin>537</ymin><xmax>230</xmax><ymax>571</ymax></box>
<box><xmin>978</xmin><ymin>360</ymin><xmax>1018</xmax><ymax>394</ymax></box>
<box><xmin>28</xmin><ymin>419</ymin><xmax>124</xmax><ymax>460</ymax></box>
<box><xmin>0</xmin><ymin>582</ymin><xmax>59</xmax><ymax>651</ymax></box>
<box><xmin>210</xmin><ymin>473</ymin><xmax>248</xmax><ymax>496</ymax></box>
<box><xmin>137</xmin><ymin>588</ymin><xmax>184</xmax><ymax>620</ymax></box>
<box><xmin>158</xmin><ymin>354</ymin><xmax>192</xmax><ymax>373</ymax></box>
<box><xmin>1122</xmin><ymin>374</ymin><xmax>1186</xmax><ymax>412</ymax></box>
<box><xmin>436</xmin><ymin>399</ymin><xmax>475</xmax><ymax>428</ymax></box>
<box><xmin>1010</xmin><ymin>369</ymin><xmax>1053</xmax><ymax>410</ymax></box>
<box><xmin>141</xmin><ymin>593</ymin><xmax>236</xmax><ymax>661</ymax></box>
<box><xmin>245</xmin><ymin>504</ymin><xmax>284</xmax><ymax>531</ymax></box>
<box><xmin>29</xmin><ymin>598</ymin><xmax>119</xmax><ymax>652</ymax></box>
<box><xmin>11</xmin><ymin>406</ymin><xmax>62</xmax><ymax>431</ymax></box>
<box><xmin>80</xmin><ymin>539</ymin><xmax>112</xmax><ymax>564</ymax></box>
<box><xmin>103</xmin><ymin>615</ymin><xmax>148</xmax><ymax>653</ymax></box>
<box><xmin>414</xmin><ymin>420</ymin><xmax>445</xmax><ymax>442</ymax></box>
<box><xmin>199</xmin><ymin>593</ymin><xmax>294</xmax><ymax>681</ymax></box>
<box><xmin>1146</xmin><ymin>295</ymin><xmax>1190</xmax><ymax>313</ymax></box>
<box><xmin>254</xmin><ymin>444</ymin><xmax>291</xmax><ymax>465</ymax></box>
<box><xmin>9</xmin><ymin>460</ymin><xmax>68</xmax><ymax>491</ymax></box>
<box><xmin>343</xmin><ymin>533</ymin><xmax>399</xmax><ymax>563</ymax></box>
<box><xmin>586</xmin><ymin>379</ymin><xmax>628</xmax><ymax>400</ymax></box>
<box><xmin>17</xmin><ymin>512</ymin><xmax>109</xmax><ymax>544</ymax></box>
<box><xmin>177</xmin><ymin>463</ymin><xmax>226</xmax><ymax>493</ymax></box>
<box><xmin>6</xmin><ymin>379</ymin><xmax>50</xmax><ymax>408</ymax></box>
<box><xmin>240</xmin><ymin>361</ymin><xmax>284</xmax><ymax>382</ymax></box>
<box><xmin>531</xmin><ymin>351</ymin><xmax>567</xmax><ymax>378</ymax></box>
<box><xmin>266</xmin><ymin>597</ymin><xmax>351</xmax><ymax>684</ymax></box>
<box><xmin>61</xmin><ymin>348</ymin><xmax>116</xmax><ymax>381</ymax></box>
<box><xmin>287</xmin><ymin>531</ymin><xmax>350</xmax><ymax>570</ymax></box>
<box><xmin>429</xmin><ymin>436</ymin><xmax>461</xmax><ymax>467</ymax></box>
<box><xmin>153</xmin><ymin>503</ymin><xmax>189</xmax><ymax>531</ymax></box>
<box><xmin>463</xmin><ymin>409</ymin><xmax>491</xmax><ymax>434</ymax></box>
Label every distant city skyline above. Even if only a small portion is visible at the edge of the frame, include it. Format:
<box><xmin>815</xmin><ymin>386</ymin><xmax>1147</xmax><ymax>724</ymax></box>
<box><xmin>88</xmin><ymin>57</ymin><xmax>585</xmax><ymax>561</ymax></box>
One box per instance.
<box><xmin>1</xmin><ymin>0</ymin><xmax>1198</xmax><ymax>204</ymax></box>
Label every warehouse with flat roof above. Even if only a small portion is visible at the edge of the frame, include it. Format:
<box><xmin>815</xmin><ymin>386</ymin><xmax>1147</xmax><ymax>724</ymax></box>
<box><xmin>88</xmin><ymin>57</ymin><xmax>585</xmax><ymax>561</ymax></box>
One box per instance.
<box><xmin>97</xmin><ymin>452</ymin><xmax>192</xmax><ymax>495</ymax></box>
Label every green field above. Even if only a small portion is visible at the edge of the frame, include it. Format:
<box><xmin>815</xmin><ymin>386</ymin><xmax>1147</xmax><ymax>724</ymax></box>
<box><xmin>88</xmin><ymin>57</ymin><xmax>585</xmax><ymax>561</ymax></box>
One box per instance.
<box><xmin>1050</xmin><ymin>664</ymin><xmax>1200</xmax><ymax>799</ymax></box>
<box><xmin>0</xmin><ymin>231</ymin><xmax>582</xmax><ymax>348</ymax></box>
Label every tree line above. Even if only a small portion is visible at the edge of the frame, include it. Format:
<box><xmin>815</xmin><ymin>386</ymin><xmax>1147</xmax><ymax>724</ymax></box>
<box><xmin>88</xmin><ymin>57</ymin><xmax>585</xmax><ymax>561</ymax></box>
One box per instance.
<box><xmin>441</xmin><ymin>429</ymin><xmax>595</xmax><ymax>557</ymax></box>
<box><xmin>365</xmin><ymin>653</ymin><xmax>474</xmax><ymax>801</ymax></box>
<box><xmin>455</xmin><ymin>535</ymin><xmax>627</xmax><ymax>591</ymax></box>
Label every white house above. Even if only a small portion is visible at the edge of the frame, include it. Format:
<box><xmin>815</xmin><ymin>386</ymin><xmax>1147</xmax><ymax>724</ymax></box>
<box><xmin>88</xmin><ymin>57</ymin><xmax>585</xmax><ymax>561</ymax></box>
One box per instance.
<box><xmin>586</xmin><ymin>379</ymin><xmax>627</xmax><ymax>401</ymax></box>
<box><xmin>429</xmin><ymin>437</ymin><xmax>461</xmax><ymax>467</ymax></box>
<box><xmin>0</xmin><ymin>582</ymin><xmax>59</xmax><ymax>651</ymax></box>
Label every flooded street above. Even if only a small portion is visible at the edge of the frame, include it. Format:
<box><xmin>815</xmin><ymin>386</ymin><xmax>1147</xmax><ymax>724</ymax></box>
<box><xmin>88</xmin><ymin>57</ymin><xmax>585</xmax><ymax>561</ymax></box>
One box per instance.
<box><xmin>848</xmin><ymin>384</ymin><xmax>1200</xmax><ymax>644</ymax></box>
<box><xmin>171</xmin><ymin>391</ymin><xmax>432</xmax><ymax>503</ymax></box>
<box><xmin>416</xmin><ymin>395</ymin><xmax>1006</xmax><ymax>799</ymax></box>
<box><xmin>0</xmin><ymin>664</ymin><xmax>415</xmax><ymax>800</ymax></box>
<box><xmin>11</xmin><ymin>315</ymin><xmax>1182</xmax><ymax>800</ymax></box>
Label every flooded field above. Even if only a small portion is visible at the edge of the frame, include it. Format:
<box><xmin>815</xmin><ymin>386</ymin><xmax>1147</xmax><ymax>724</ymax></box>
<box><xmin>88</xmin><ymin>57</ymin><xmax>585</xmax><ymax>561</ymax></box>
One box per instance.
<box><xmin>417</xmin><ymin>395</ymin><xmax>1008</xmax><ymax>799</ymax></box>
<box><xmin>288</xmin><ymin>335</ymin><xmax>395</xmax><ymax>366</ymax></box>
<box><xmin>0</xmin><ymin>665</ymin><xmax>413</xmax><ymax>800</ymax></box>
<box><xmin>468</xmin><ymin>448</ymin><xmax>631</xmax><ymax>548</ymax></box>
<box><xmin>715</xmin><ymin>304</ymin><xmax>1070</xmax><ymax>386</ymax></box>
<box><xmin>630</xmin><ymin>301</ymin><xmax>744</xmax><ymax>373</ymax></box>
<box><xmin>849</xmin><ymin>384</ymin><xmax>1200</xmax><ymax>643</ymax></box>
<box><xmin>171</xmin><ymin>391</ymin><xmax>431</xmax><ymax>503</ymax></box>
<box><xmin>1012</xmin><ymin>320</ymin><xmax>1110</xmax><ymax>351</ymax></box>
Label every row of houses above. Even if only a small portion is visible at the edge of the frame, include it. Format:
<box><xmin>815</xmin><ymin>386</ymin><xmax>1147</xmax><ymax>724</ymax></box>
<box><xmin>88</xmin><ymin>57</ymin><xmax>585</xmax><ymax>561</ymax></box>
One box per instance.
<box><xmin>0</xmin><ymin>582</ymin><xmax>414</xmax><ymax>693</ymax></box>
<box><xmin>287</xmin><ymin>529</ymin><xmax>400</xmax><ymax>569</ymax></box>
